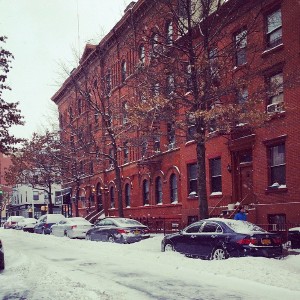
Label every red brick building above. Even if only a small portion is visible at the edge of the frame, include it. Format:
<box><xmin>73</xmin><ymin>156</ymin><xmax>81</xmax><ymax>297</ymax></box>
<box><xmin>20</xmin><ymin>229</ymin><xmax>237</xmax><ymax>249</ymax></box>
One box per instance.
<box><xmin>52</xmin><ymin>0</ymin><xmax>300</xmax><ymax>229</ymax></box>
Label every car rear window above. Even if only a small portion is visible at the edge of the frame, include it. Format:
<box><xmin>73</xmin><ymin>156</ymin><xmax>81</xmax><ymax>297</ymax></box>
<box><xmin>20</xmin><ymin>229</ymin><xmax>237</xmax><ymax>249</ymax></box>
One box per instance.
<box><xmin>225</xmin><ymin>220</ymin><xmax>266</xmax><ymax>234</ymax></box>
<box><xmin>115</xmin><ymin>219</ymin><xmax>143</xmax><ymax>226</ymax></box>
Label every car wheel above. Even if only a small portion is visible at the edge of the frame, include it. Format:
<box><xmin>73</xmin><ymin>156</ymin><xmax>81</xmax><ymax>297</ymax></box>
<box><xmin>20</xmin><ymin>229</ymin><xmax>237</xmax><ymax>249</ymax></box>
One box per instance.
<box><xmin>164</xmin><ymin>243</ymin><xmax>174</xmax><ymax>252</ymax></box>
<box><xmin>0</xmin><ymin>260</ymin><xmax>4</xmax><ymax>271</ymax></box>
<box><xmin>42</xmin><ymin>228</ymin><xmax>46</xmax><ymax>235</ymax></box>
<box><xmin>108</xmin><ymin>235</ymin><xmax>115</xmax><ymax>243</ymax></box>
<box><xmin>211</xmin><ymin>247</ymin><xmax>228</xmax><ymax>260</ymax></box>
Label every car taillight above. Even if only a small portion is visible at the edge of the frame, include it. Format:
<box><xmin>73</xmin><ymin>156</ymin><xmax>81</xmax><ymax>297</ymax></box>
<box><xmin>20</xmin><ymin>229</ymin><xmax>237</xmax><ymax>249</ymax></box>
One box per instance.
<box><xmin>237</xmin><ymin>238</ymin><xmax>258</xmax><ymax>245</ymax></box>
<box><xmin>71</xmin><ymin>225</ymin><xmax>77</xmax><ymax>229</ymax></box>
<box><xmin>44</xmin><ymin>224</ymin><xmax>49</xmax><ymax>228</ymax></box>
<box><xmin>117</xmin><ymin>229</ymin><xmax>130</xmax><ymax>234</ymax></box>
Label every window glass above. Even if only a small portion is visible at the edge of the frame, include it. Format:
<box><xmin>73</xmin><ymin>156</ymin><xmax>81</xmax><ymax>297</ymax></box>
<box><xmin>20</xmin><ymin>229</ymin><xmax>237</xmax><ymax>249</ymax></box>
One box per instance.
<box><xmin>155</xmin><ymin>177</ymin><xmax>163</xmax><ymax>204</ymax></box>
<box><xmin>235</xmin><ymin>30</ymin><xmax>247</xmax><ymax>66</ymax></box>
<box><xmin>201</xmin><ymin>223</ymin><xmax>222</xmax><ymax>233</ymax></box>
<box><xmin>270</xmin><ymin>144</ymin><xmax>286</xmax><ymax>185</ymax></box>
<box><xmin>210</xmin><ymin>157</ymin><xmax>222</xmax><ymax>193</ymax></box>
<box><xmin>269</xmin><ymin>73</ymin><xmax>283</xmax><ymax>104</ymax></box>
<box><xmin>188</xmin><ymin>163</ymin><xmax>198</xmax><ymax>195</ymax></box>
<box><xmin>125</xmin><ymin>183</ymin><xmax>131</xmax><ymax>207</ymax></box>
<box><xmin>143</xmin><ymin>179</ymin><xmax>150</xmax><ymax>205</ymax></box>
<box><xmin>267</xmin><ymin>9</ymin><xmax>282</xmax><ymax>48</ymax></box>
<box><xmin>170</xmin><ymin>174</ymin><xmax>178</xmax><ymax>203</ymax></box>
<box><xmin>185</xmin><ymin>223</ymin><xmax>201</xmax><ymax>233</ymax></box>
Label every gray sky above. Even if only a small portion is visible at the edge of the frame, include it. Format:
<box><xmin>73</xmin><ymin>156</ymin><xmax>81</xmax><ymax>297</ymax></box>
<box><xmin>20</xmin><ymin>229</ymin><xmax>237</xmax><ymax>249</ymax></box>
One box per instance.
<box><xmin>0</xmin><ymin>0</ymin><xmax>132</xmax><ymax>139</ymax></box>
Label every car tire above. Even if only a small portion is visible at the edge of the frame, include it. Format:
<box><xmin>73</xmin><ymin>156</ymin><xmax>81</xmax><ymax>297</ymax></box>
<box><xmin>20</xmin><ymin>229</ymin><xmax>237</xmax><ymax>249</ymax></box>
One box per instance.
<box><xmin>211</xmin><ymin>247</ymin><xmax>228</xmax><ymax>260</ymax></box>
<box><xmin>0</xmin><ymin>260</ymin><xmax>4</xmax><ymax>271</ymax></box>
<box><xmin>108</xmin><ymin>235</ymin><xmax>115</xmax><ymax>243</ymax></box>
<box><xmin>164</xmin><ymin>243</ymin><xmax>174</xmax><ymax>252</ymax></box>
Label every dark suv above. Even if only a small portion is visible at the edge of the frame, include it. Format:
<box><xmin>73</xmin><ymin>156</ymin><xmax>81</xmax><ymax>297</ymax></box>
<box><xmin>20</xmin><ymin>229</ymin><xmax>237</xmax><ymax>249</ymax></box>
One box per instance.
<box><xmin>0</xmin><ymin>238</ymin><xmax>4</xmax><ymax>271</ymax></box>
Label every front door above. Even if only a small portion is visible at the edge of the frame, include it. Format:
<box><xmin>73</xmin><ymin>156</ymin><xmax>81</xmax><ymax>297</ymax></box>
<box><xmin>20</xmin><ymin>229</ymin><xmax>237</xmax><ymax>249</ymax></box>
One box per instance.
<box><xmin>233</xmin><ymin>149</ymin><xmax>254</xmax><ymax>205</ymax></box>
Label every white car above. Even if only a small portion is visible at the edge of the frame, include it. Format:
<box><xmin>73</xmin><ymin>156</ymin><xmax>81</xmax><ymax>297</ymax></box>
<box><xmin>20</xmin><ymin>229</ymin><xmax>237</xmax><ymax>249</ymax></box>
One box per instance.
<box><xmin>16</xmin><ymin>218</ymin><xmax>38</xmax><ymax>232</ymax></box>
<box><xmin>3</xmin><ymin>216</ymin><xmax>25</xmax><ymax>229</ymax></box>
<box><xmin>50</xmin><ymin>217</ymin><xmax>93</xmax><ymax>239</ymax></box>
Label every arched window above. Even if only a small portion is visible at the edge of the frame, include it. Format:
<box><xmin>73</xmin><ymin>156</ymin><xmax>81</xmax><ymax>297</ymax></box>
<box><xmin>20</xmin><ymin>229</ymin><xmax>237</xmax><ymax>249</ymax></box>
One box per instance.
<box><xmin>125</xmin><ymin>183</ymin><xmax>131</xmax><ymax>207</ymax></box>
<box><xmin>170</xmin><ymin>174</ymin><xmax>178</xmax><ymax>203</ymax></box>
<box><xmin>143</xmin><ymin>179</ymin><xmax>150</xmax><ymax>205</ymax></box>
<box><xmin>110</xmin><ymin>186</ymin><xmax>115</xmax><ymax>208</ymax></box>
<box><xmin>155</xmin><ymin>176</ymin><xmax>163</xmax><ymax>204</ymax></box>
<box><xmin>165</xmin><ymin>21</ymin><xmax>173</xmax><ymax>45</ymax></box>
<box><xmin>121</xmin><ymin>60</ymin><xmax>127</xmax><ymax>82</ymax></box>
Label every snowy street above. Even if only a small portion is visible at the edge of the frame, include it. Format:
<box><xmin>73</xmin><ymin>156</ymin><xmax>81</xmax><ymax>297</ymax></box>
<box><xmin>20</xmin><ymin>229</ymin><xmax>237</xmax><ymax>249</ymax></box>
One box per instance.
<box><xmin>0</xmin><ymin>228</ymin><xmax>300</xmax><ymax>300</ymax></box>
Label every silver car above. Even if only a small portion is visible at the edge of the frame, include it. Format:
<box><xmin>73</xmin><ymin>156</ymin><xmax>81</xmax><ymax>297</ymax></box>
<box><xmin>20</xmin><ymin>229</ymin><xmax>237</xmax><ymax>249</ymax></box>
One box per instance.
<box><xmin>16</xmin><ymin>218</ymin><xmax>37</xmax><ymax>232</ymax></box>
<box><xmin>50</xmin><ymin>217</ymin><xmax>93</xmax><ymax>239</ymax></box>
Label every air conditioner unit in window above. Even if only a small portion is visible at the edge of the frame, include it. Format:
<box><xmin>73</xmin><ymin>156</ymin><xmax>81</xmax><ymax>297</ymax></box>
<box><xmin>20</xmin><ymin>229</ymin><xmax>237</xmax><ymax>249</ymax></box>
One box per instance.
<box><xmin>267</xmin><ymin>102</ymin><xmax>283</xmax><ymax>113</ymax></box>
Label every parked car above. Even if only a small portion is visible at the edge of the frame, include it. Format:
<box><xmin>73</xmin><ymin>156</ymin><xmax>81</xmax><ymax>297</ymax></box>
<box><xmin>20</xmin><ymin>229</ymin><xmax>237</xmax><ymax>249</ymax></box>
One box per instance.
<box><xmin>3</xmin><ymin>216</ymin><xmax>25</xmax><ymax>229</ymax></box>
<box><xmin>85</xmin><ymin>217</ymin><xmax>150</xmax><ymax>243</ymax></box>
<box><xmin>0</xmin><ymin>238</ymin><xmax>4</xmax><ymax>271</ymax></box>
<box><xmin>288</xmin><ymin>227</ymin><xmax>300</xmax><ymax>249</ymax></box>
<box><xmin>15</xmin><ymin>218</ymin><xmax>38</xmax><ymax>233</ymax></box>
<box><xmin>34</xmin><ymin>214</ymin><xmax>66</xmax><ymax>234</ymax></box>
<box><xmin>16</xmin><ymin>218</ymin><xmax>37</xmax><ymax>231</ymax></box>
<box><xmin>50</xmin><ymin>217</ymin><xmax>93</xmax><ymax>239</ymax></box>
<box><xmin>161</xmin><ymin>218</ymin><xmax>283</xmax><ymax>260</ymax></box>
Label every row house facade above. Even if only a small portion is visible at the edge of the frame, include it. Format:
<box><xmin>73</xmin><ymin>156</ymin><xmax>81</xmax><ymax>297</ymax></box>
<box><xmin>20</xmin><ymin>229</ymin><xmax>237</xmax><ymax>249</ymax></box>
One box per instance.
<box><xmin>52</xmin><ymin>0</ymin><xmax>300</xmax><ymax>229</ymax></box>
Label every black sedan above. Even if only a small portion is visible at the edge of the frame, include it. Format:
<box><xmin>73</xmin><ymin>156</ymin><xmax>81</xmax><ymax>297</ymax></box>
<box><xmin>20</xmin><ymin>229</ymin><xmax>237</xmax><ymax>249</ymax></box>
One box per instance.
<box><xmin>288</xmin><ymin>227</ymin><xmax>300</xmax><ymax>249</ymax></box>
<box><xmin>161</xmin><ymin>218</ymin><xmax>283</xmax><ymax>260</ymax></box>
<box><xmin>86</xmin><ymin>217</ymin><xmax>150</xmax><ymax>243</ymax></box>
<box><xmin>0</xmin><ymin>238</ymin><xmax>4</xmax><ymax>271</ymax></box>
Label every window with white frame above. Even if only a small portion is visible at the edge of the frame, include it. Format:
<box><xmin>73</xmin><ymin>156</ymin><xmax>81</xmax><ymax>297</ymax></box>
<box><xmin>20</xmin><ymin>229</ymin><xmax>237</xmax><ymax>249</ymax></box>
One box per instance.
<box><xmin>266</xmin><ymin>8</ymin><xmax>282</xmax><ymax>48</ymax></box>
<box><xmin>139</xmin><ymin>44</ymin><xmax>145</xmax><ymax>65</ymax></box>
<box><xmin>210</xmin><ymin>157</ymin><xmax>222</xmax><ymax>193</ymax></box>
<box><xmin>188</xmin><ymin>163</ymin><xmax>197</xmax><ymax>196</ymax></box>
<box><xmin>269</xmin><ymin>143</ymin><xmax>286</xmax><ymax>186</ymax></box>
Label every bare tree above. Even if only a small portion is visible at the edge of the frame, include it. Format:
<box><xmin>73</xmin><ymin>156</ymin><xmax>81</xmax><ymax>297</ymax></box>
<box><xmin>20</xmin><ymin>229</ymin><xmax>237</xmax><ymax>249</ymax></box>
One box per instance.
<box><xmin>5</xmin><ymin>131</ymin><xmax>62</xmax><ymax>214</ymax></box>
<box><xmin>127</xmin><ymin>0</ymin><xmax>274</xmax><ymax>219</ymax></box>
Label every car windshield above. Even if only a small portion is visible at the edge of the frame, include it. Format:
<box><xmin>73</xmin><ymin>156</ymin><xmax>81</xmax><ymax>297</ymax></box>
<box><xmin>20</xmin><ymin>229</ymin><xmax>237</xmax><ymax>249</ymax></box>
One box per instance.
<box><xmin>114</xmin><ymin>219</ymin><xmax>144</xmax><ymax>226</ymax></box>
<box><xmin>225</xmin><ymin>220</ymin><xmax>266</xmax><ymax>234</ymax></box>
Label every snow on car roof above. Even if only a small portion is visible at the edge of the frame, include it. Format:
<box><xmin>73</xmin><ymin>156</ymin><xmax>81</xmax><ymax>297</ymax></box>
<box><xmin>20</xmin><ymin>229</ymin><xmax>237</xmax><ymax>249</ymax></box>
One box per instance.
<box><xmin>208</xmin><ymin>218</ymin><xmax>266</xmax><ymax>234</ymax></box>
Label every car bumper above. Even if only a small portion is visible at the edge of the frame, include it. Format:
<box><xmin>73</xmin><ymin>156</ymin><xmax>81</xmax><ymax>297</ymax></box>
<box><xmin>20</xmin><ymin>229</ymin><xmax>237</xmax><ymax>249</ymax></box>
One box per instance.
<box><xmin>230</xmin><ymin>246</ymin><xmax>283</xmax><ymax>258</ymax></box>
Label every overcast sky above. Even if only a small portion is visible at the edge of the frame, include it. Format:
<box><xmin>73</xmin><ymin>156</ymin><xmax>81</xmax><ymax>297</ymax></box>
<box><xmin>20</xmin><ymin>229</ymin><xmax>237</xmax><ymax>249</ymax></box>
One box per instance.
<box><xmin>0</xmin><ymin>0</ymin><xmax>132</xmax><ymax>139</ymax></box>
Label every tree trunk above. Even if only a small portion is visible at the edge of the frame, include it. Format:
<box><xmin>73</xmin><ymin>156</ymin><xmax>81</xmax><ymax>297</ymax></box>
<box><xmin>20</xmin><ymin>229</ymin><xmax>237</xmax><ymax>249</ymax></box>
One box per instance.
<box><xmin>47</xmin><ymin>184</ymin><xmax>53</xmax><ymax>214</ymax></box>
<box><xmin>196</xmin><ymin>130</ymin><xmax>209</xmax><ymax>220</ymax></box>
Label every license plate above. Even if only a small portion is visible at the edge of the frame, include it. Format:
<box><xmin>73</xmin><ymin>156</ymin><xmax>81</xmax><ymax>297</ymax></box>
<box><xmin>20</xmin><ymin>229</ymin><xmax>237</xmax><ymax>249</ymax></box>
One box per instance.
<box><xmin>261</xmin><ymin>239</ymin><xmax>271</xmax><ymax>245</ymax></box>
<box><xmin>134</xmin><ymin>230</ymin><xmax>140</xmax><ymax>235</ymax></box>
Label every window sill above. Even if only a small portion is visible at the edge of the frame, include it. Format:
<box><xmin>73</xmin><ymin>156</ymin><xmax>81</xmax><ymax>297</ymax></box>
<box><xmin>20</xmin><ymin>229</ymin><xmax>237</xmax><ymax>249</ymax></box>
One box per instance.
<box><xmin>265</xmin><ymin>187</ymin><xmax>288</xmax><ymax>194</ymax></box>
<box><xmin>209</xmin><ymin>192</ymin><xmax>223</xmax><ymax>198</ymax></box>
<box><xmin>187</xmin><ymin>195</ymin><xmax>198</xmax><ymax>200</ymax></box>
<box><xmin>261</xmin><ymin>43</ymin><xmax>284</xmax><ymax>57</ymax></box>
